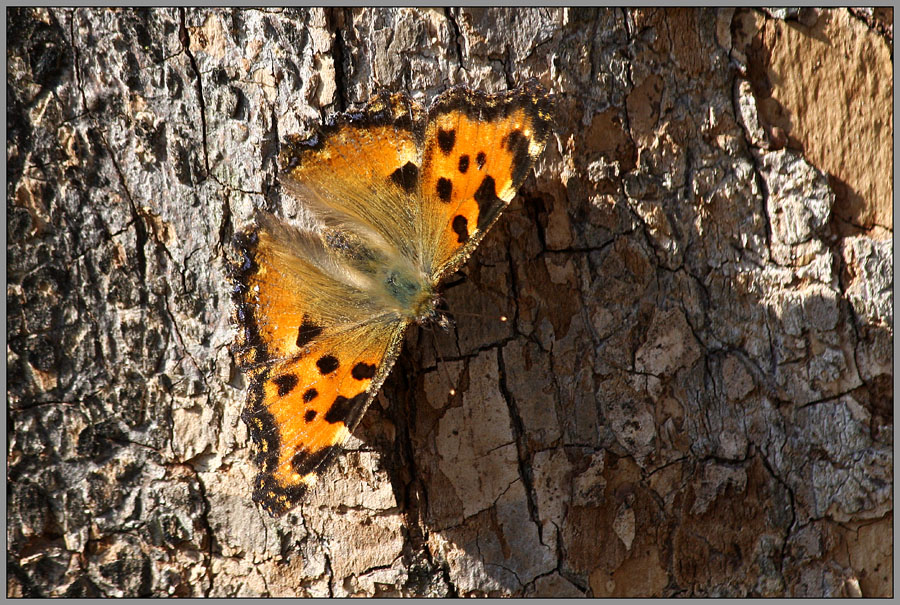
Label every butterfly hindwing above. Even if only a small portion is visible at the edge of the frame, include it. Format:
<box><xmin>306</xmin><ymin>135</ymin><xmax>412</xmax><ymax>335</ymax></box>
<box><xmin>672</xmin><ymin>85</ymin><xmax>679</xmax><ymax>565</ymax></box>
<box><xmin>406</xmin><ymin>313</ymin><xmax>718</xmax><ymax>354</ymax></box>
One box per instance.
<box><xmin>232</xmin><ymin>216</ymin><xmax>409</xmax><ymax>516</ymax></box>
<box><xmin>232</xmin><ymin>213</ymin><xmax>377</xmax><ymax>366</ymax></box>
<box><xmin>279</xmin><ymin>92</ymin><xmax>426</xmax><ymax>261</ymax></box>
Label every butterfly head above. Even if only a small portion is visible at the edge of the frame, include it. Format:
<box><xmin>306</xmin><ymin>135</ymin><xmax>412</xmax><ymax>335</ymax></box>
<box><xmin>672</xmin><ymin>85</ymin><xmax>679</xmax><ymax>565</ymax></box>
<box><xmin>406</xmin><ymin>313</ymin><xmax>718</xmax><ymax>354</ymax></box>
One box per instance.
<box><xmin>412</xmin><ymin>292</ymin><xmax>452</xmax><ymax>333</ymax></box>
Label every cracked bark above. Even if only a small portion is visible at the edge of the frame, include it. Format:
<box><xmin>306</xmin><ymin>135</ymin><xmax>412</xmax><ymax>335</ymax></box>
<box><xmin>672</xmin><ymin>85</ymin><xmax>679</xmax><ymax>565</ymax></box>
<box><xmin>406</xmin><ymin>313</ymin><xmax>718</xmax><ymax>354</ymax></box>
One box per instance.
<box><xmin>7</xmin><ymin>6</ymin><xmax>892</xmax><ymax>598</ymax></box>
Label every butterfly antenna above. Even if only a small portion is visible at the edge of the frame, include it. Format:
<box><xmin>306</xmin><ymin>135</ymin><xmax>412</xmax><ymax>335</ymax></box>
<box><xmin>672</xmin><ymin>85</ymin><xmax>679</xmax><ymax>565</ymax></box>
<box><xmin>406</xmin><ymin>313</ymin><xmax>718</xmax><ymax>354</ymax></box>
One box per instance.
<box><xmin>428</xmin><ymin>322</ymin><xmax>458</xmax><ymax>398</ymax></box>
<box><xmin>445</xmin><ymin>309</ymin><xmax>509</xmax><ymax>323</ymax></box>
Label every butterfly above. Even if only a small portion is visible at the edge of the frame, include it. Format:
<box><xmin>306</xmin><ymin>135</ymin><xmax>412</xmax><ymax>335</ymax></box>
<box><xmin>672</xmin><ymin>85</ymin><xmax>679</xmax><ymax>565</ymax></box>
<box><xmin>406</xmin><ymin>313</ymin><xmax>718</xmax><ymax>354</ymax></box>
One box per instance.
<box><xmin>230</xmin><ymin>81</ymin><xmax>554</xmax><ymax>516</ymax></box>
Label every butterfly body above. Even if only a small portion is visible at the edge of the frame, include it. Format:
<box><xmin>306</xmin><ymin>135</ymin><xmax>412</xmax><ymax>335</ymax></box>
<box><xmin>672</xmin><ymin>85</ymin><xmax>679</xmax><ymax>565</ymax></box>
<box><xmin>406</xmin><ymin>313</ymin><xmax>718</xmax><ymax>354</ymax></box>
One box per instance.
<box><xmin>231</xmin><ymin>82</ymin><xmax>553</xmax><ymax>516</ymax></box>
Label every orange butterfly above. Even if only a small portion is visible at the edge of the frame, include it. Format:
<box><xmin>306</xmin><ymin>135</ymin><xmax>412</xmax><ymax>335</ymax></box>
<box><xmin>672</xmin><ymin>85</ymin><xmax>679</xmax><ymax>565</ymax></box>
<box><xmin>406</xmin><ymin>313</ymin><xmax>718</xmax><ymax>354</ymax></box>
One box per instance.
<box><xmin>231</xmin><ymin>81</ymin><xmax>553</xmax><ymax>516</ymax></box>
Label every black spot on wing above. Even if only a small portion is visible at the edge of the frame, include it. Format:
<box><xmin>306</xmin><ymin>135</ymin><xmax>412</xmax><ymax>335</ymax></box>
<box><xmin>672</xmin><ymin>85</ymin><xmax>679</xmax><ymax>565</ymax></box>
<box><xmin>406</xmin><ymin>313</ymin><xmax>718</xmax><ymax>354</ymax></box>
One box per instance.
<box><xmin>272</xmin><ymin>374</ymin><xmax>298</xmax><ymax>396</ymax></box>
<box><xmin>316</xmin><ymin>355</ymin><xmax>339</xmax><ymax>375</ymax></box>
<box><xmin>473</xmin><ymin>175</ymin><xmax>503</xmax><ymax>230</ymax></box>
<box><xmin>325</xmin><ymin>392</ymin><xmax>368</xmax><ymax>426</ymax></box>
<box><xmin>437</xmin><ymin>128</ymin><xmax>456</xmax><ymax>155</ymax></box>
<box><xmin>452</xmin><ymin>215</ymin><xmax>469</xmax><ymax>243</ymax></box>
<box><xmin>436</xmin><ymin>177</ymin><xmax>453</xmax><ymax>203</ymax></box>
<box><xmin>389</xmin><ymin>161</ymin><xmax>419</xmax><ymax>193</ymax></box>
<box><xmin>504</xmin><ymin>129</ymin><xmax>527</xmax><ymax>154</ymax></box>
<box><xmin>304</xmin><ymin>409</ymin><xmax>317</xmax><ymax>423</ymax></box>
<box><xmin>503</xmin><ymin>129</ymin><xmax>532</xmax><ymax>184</ymax></box>
<box><xmin>296</xmin><ymin>316</ymin><xmax>324</xmax><ymax>349</ymax></box>
<box><xmin>351</xmin><ymin>362</ymin><xmax>377</xmax><ymax>380</ymax></box>
<box><xmin>458</xmin><ymin>154</ymin><xmax>470</xmax><ymax>173</ymax></box>
<box><xmin>303</xmin><ymin>388</ymin><xmax>318</xmax><ymax>402</ymax></box>
<box><xmin>291</xmin><ymin>445</ymin><xmax>338</xmax><ymax>477</ymax></box>
<box><xmin>476</xmin><ymin>151</ymin><xmax>486</xmax><ymax>169</ymax></box>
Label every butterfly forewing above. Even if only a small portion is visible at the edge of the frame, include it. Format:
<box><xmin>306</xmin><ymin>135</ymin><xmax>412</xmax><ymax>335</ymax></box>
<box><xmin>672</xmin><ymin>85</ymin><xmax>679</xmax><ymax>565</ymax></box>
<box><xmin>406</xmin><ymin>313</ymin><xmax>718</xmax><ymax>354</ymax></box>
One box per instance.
<box><xmin>418</xmin><ymin>82</ymin><xmax>554</xmax><ymax>281</ymax></box>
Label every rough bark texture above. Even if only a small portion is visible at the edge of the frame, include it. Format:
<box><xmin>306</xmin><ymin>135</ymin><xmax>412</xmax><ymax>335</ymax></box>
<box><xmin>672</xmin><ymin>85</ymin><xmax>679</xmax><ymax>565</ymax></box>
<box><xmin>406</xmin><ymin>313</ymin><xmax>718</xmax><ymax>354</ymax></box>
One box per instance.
<box><xmin>7</xmin><ymin>7</ymin><xmax>892</xmax><ymax>597</ymax></box>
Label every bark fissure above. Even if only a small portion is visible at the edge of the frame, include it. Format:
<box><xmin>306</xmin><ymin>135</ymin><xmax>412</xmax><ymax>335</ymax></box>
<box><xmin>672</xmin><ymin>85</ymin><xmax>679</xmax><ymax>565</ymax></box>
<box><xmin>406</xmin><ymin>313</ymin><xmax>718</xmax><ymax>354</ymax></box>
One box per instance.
<box><xmin>178</xmin><ymin>8</ymin><xmax>211</xmax><ymax>178</ymax></box>
<box><xmin>444</xmin><ymin>8</ymin><xmax>466</xmax><ymax>71</ymax></box>
<box><xmin>7</xmin><ymin>7</ymin><xmax>890</xmax><ymax>599</ymax></box>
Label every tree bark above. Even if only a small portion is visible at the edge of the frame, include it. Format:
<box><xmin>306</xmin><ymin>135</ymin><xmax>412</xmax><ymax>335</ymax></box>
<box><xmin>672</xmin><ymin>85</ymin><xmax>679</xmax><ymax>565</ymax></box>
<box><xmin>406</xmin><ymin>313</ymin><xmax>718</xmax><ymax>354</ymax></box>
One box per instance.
<box><xmin>7</xmin><ymin>7</ymin><xmax>892</xmax><ymax>597</ymax></box>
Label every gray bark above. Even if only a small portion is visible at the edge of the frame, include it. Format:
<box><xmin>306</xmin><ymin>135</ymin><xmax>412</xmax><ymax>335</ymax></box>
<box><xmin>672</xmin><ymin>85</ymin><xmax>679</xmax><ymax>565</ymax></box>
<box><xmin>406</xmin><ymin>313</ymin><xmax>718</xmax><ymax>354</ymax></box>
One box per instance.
<box><xmin>7</xmin><ymin>7</ymin><xmax>892</xmax><ymax>597</ymax></box>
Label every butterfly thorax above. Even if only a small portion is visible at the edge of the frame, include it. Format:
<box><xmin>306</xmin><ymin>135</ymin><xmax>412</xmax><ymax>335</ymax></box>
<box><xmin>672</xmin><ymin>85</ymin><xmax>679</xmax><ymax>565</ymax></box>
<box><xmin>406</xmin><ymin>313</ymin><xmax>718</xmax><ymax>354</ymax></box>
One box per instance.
<box><xmin>379</xmin><ymin>263</ymin><xmax>437</xmax><ymax>321</ymax></box>
<box><xmin>330</xmin><ymin>227</ymin><xmax>436</xmax><ymax>321</ymax></box>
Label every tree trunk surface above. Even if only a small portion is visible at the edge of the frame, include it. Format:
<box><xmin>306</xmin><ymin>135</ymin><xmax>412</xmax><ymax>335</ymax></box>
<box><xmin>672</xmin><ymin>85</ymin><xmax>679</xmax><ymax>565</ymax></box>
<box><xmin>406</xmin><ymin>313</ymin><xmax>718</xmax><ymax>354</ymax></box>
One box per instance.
<box><xmin>7</xmin><ymin>7</ymin><xmax>892</xmax><ymax>597</ymax></box>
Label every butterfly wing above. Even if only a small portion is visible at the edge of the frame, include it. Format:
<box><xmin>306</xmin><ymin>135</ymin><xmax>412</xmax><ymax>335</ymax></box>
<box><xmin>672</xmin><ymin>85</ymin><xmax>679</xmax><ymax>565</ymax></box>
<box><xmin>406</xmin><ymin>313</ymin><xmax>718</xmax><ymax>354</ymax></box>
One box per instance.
<box><xmin>417</xmin><ymin>81</ymin><xmax>554</xmax><ymax>281</ymax></box>
<box><xmin>232</xmin><ymin>214</ymin><xmax>408</xmax><ymax>516</ymax></box>
<box><xmin>279</xmin><ymin>92</ymin><xmax>426</xmax><ymax>264</ymax></box>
